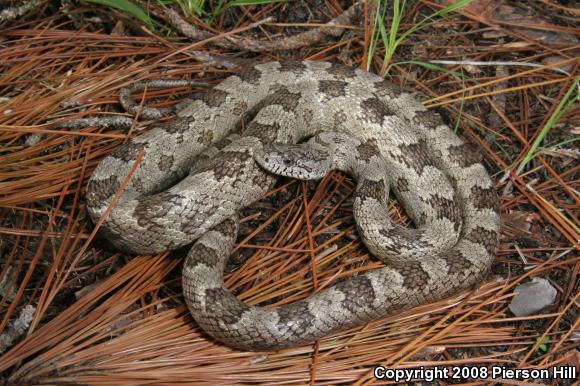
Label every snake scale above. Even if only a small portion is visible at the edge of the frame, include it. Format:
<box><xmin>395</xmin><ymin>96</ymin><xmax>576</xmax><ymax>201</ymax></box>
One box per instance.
<box><xmin>87</xmin><ymin>61</ymin><xmax>500</xmax><ymax>351</ymax></box>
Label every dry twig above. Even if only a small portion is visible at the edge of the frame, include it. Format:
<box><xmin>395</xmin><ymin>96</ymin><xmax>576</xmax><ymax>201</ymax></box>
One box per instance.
<box><xmin>165</xmin><ymin>1</ymin><xmax>364</xmax><ymax>52</ymax></box>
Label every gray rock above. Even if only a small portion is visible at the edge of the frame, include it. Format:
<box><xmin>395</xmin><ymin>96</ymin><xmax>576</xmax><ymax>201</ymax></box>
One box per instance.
<box><xmin>509</xmin><ymin>278</ymin><xmax>557</xmax><ymax>317</ymax></box>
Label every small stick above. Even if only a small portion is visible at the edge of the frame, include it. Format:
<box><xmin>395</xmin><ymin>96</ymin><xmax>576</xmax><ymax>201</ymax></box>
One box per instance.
<box><xmin>0</xmin><ymin>0</ymin><xmax>41</xmax><ymax>22</ymax></box>
<box><xmin>119</xmin><ymin>79</ymin><xmax>210</xmax><ymax>120</ymax></box>
<box><xmin>165</xmin><ymin>0</ymin><xmax>363</xmax><ymax>52</ymax></box>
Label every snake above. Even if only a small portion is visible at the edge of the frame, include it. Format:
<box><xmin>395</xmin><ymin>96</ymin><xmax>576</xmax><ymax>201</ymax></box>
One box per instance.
<box><xmin>86</xmin><ymin>60</ymin><xmax>500</xmax><ymax>351</ymax></box>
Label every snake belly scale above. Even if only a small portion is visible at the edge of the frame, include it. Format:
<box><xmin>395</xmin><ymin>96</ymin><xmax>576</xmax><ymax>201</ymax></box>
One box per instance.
<box><xmin>86</xmin><ymin>61</ymin><xmax>500</xmax><ymax>351</ymax></box>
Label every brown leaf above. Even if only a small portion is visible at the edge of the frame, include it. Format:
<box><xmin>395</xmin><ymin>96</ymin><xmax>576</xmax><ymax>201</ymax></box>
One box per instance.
<box><xmin>436</xmin><ymin>0</ymin><xmax>579</xmax><ymax>45</ymax></box>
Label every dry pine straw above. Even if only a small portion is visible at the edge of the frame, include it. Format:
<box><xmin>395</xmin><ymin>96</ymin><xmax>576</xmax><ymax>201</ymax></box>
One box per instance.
<box><xmin>0</xmin><ymin>2</ymin><xmax>578</xmax><ymax>385</ymax></box>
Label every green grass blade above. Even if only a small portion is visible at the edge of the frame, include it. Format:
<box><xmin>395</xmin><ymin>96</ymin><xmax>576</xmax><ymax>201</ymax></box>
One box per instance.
<box><xmin>366</xmin><ymin>0</ymin><xmax>385</xmax><ymax>70</ymax></box>
<box><xmin>86</xmin><ymin>0</ymin><xmax>155</xmax><ymax>27</ymax></box>
<box><xmin>395</xmin><ymin>0</ymin><xmax>473</xmax><ymax>45</ymax></box>
<box><xmin>207</xmin><ymin>0</ymin><xmax>285</xmax><ymax>25</ymax></box>
<box><xmin>223</xmin><ymin>0</ymin><xmax>286</xmax><ymax>8</ymax></box>
<box><xmin>516</xmin><ymin>77</ymin><xmax>579</xmax><ymax>174</ymax></box>
<box><xmin>391</xmin><ymin>60</ymin><xmax>466</xmax><ymax>79</ymax></box>
<box><xmin>376</xmin><ymin>0</ymin><xmax>473</xmax><ymax>76</ymax></box>
<box><xmin>176</xmin><ymin>0</ymin><xmax>206</xmax><ymax>17</ymax></box>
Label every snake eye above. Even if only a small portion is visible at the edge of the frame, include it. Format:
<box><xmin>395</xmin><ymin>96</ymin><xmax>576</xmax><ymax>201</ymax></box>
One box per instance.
<box><xmin>283</xmin><ymin>158</ymin><xmax>292</xmax><ymax>165</ymax></box>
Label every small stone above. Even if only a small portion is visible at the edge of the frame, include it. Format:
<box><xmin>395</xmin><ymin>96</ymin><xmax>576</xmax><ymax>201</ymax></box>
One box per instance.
<box><xmin>509</xmin><ymin>278</ymin><xmax>557</xmax><ymax>317</ymax></box>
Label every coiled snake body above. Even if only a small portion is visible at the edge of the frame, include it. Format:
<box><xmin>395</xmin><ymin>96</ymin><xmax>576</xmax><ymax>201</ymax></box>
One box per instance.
<box><xmin>87</xmin><ymin>61</ymin><xmax>500</xmax><ymax>351</ymax></box>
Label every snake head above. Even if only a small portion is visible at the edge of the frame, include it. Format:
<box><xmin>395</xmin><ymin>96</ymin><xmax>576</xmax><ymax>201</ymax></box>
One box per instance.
<box><xmin>254</xmin><ymin>143</ymin><xmax>331</xmax><ymax>180</ymax></box>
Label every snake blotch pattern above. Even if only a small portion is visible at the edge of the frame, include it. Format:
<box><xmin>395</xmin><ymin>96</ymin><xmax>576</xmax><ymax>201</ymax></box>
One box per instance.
<box><xmin>87</xmin><ymin>61</ymin><xmax>500</xmax><ymax>351</ymax></box>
